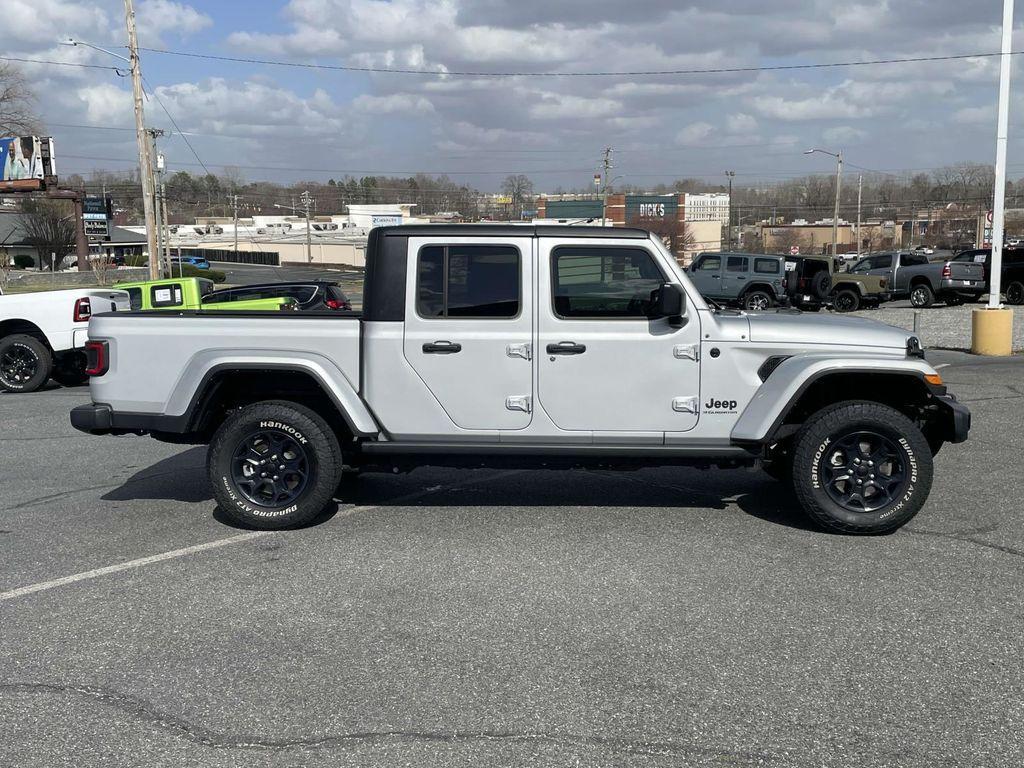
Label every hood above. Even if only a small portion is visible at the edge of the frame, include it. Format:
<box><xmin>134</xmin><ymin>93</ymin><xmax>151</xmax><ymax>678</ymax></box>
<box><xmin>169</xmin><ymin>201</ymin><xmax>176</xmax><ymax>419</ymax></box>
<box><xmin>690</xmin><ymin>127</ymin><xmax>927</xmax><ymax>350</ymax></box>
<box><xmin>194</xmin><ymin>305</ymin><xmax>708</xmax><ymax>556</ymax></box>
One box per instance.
<box><xmin>745</xmin><ymin>311</ymin><xmax>912</xmax><ymax>350</ymax></box>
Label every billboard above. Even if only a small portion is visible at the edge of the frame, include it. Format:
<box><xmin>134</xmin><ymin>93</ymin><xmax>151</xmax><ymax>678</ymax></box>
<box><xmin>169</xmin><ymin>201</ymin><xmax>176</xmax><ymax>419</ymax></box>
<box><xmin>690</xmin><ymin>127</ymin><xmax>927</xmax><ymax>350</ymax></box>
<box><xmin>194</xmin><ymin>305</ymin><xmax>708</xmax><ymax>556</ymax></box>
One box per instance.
<box><xmin>0</xmin><ymin>136</ymin><xmax>56</xmax><ymax>191</ymax></box>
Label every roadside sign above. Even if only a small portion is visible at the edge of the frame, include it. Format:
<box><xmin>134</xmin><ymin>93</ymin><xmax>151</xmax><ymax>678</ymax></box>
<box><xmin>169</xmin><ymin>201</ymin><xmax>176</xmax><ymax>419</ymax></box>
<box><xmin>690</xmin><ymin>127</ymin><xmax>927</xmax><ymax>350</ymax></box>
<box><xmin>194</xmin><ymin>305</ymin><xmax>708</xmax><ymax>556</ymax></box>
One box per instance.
<box><xmin>84</xmin><ymin>219</ymin><xmax>109</xmax><ymax>241</ymax></box>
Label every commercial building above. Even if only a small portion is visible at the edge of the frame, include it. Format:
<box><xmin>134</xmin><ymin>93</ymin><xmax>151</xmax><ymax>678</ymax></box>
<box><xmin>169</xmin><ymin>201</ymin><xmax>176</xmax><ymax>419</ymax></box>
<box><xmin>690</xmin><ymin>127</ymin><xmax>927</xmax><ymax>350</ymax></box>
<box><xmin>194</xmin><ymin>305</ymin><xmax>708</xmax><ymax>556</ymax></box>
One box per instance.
<box><xmin>760</xmin><ymin>219</ymin><xmax>903</xmax><ymax>255</ymax></box>
<box><xmin>683</xmin><ymin>192</ymin><xmax>730</xmax><ymax>223</ymax></box>
<box><xmin>534</xmin><ymin>194</ymin><xmax>721</xmax><ymax>261</ymax></box>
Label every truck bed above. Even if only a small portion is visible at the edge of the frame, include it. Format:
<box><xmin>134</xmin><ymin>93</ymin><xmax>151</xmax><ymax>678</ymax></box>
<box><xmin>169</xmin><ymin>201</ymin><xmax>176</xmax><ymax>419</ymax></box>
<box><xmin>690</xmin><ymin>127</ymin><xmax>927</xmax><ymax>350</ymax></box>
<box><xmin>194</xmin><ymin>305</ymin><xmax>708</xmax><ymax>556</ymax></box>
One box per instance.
<box><xmin>88</xmin><ymin>311</ymin><xmax>362</xmax><ymax>416</ymax></box>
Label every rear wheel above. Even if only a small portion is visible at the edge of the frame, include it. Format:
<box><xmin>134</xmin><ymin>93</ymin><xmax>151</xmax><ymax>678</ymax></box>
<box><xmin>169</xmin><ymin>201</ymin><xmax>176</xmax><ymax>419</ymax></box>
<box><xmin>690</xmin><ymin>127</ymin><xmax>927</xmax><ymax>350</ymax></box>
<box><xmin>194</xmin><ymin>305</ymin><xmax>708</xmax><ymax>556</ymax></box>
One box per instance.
<box><xmin>743</xmin><ymin>290</ymin><xmax>773</xmax><ymax>311</ymax></box>
<box><xmin>910</xmin><ymin>283</ymin><xmax>935</xmax><ymax>308</ymax></box>
<box><xmin>944</xmin><ymin>293</ymin><xmax>965</xmax><ymax>306</ymax></box>
<box><xmin>831</xmin><ymin>288</ymin><xmax>860</xmax><ymax>313</ymax></box>
<box><xmin>209</xmin><ymin>400</ymin><xmax>344</xmax><ymax>529</ymax></box>
<box><xmin>791</xmin><ymin>401</ymin><xmax>933</xmax><ymax>534</ymax></box>
<box><xmin>0</xmin><ymin>334</ymin><xmax>52</xmax><ymax>393</ymax></box>
<box><xmin>1006</xmin><ymin>281</ymin><xmax>1024</xmax><ymax>305</ymax></box>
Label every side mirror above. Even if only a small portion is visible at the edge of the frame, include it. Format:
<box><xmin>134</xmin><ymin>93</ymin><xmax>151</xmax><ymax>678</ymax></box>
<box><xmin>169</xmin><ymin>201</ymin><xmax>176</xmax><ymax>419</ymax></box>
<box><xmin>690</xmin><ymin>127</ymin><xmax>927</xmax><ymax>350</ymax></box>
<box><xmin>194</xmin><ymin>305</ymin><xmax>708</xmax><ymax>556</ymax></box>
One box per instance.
<box><xmin>653</xmin><ymin>283</ymin><xmax>685</xmax><ymax>326</ymax></box>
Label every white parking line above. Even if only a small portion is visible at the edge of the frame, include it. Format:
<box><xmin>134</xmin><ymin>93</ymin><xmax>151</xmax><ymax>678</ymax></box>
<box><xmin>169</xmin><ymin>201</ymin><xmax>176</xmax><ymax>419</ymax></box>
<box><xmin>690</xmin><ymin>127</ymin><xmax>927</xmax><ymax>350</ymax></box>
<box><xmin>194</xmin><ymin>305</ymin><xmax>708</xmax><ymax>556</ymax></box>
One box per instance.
<box><xmin>0</xmin><ymin>470</ymin><xmax>522</xmax><ymax>604</ymax></box>
<box><xmin>0</xmin><ymin>533</ymin><xmax>264</xmax><ymax>603</ymax></box>
<box><xmin>935</xmin><ymin>363</ymin><xmax>951</xmax><ymax>369</ymax></box>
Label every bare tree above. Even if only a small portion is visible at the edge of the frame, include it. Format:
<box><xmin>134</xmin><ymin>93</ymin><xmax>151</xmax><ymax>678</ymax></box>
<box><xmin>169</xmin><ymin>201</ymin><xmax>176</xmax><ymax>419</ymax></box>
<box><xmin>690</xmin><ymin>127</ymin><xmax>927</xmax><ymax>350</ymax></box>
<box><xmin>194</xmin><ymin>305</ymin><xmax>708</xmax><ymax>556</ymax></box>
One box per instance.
<box><xmin>501</xmin><ymin>174</ymin><xmax>534</xmax><ymax>217</ymax></box>
<box><xmin>20</xmin><ymin>199</ymin><xmax>75</xmax><ymax>270</ymax></box>
<box><xmin>91</xmin><ymin>253</ymin><xmax>117</xmax><ymax>285</ymax></box>
<box><xmin>628</xmin><ymin>216</ymin><xmax>696</xmax><ymax>260</ymax></box>
<box><xmin>0</xmin><ymin>62</ymin><xmax>40</xmax><ymax>136</ymax></box>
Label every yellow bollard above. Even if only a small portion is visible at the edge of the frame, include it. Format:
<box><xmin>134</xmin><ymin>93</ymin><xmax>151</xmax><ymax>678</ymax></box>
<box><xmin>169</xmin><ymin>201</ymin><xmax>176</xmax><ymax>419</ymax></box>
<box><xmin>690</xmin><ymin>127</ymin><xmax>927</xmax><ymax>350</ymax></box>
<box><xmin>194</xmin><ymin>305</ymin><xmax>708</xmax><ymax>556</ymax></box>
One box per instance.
<box><xmin>971</xmin><ymin>308</ymin><xmax>1015</xmax><ymax>356</ymax></box>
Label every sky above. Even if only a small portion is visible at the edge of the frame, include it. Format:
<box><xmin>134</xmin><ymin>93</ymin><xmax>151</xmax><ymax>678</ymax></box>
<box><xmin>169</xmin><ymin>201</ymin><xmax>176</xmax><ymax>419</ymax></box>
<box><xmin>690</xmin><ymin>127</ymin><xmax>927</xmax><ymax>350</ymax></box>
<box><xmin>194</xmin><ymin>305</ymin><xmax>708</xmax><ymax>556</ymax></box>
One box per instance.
<box><xmin>3</xmin><ymin>0</ymin><xmax>1023</xmax><ymax>192</ymax></box>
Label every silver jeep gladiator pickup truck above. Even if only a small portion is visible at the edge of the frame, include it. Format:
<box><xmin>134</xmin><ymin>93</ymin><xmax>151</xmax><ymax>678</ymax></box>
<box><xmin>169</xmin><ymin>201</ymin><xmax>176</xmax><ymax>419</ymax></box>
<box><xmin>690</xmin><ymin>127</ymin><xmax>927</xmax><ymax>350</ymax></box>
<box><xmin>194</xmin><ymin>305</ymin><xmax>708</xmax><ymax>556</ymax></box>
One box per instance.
<box><xmin>72</xmin><ymin>225</ymin><xmax>970</xmax><ymax>534</ymax></box>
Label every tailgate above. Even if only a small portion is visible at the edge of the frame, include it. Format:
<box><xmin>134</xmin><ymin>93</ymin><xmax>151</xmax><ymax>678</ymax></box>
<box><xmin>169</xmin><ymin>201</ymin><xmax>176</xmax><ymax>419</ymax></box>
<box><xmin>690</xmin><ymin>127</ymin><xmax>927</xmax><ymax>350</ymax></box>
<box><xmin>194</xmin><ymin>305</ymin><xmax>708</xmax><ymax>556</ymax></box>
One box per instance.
<box><xmin>947</xmin><ymin>262</ymin><xmax>985</xmax><ymax>281</ymax></box>
<box><xmin>84</xmin><ymin>289</ymin><xmax>131</xmax><ymax>312</ymax></box>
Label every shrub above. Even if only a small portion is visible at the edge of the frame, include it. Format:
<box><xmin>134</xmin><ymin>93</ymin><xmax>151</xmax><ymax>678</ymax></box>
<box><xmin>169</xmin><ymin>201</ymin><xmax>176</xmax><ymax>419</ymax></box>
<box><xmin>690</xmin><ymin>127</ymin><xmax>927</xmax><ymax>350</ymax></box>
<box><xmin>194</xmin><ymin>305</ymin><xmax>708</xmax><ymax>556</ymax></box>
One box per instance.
<box><xmin>13</xmin><ymin>254</ymin><xmax>34</xmax><ymax>269</ymax></box>
<box><xmin>124</xmin><ymin>253</ymin><xmax>148</xmax><ymax>267</ymax></box>
<box><xmin>164</xmin><ymin>264</ymin><xmax>226</xmax><ymax>283</ymax></box>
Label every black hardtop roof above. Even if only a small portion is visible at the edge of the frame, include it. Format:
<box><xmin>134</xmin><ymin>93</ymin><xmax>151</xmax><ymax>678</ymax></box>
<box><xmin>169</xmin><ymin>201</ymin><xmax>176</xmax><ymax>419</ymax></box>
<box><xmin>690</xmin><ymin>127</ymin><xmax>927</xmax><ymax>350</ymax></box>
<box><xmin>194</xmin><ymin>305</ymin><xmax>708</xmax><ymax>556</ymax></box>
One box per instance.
<box><xmin>373</xmin><ymin>224</ymin><xmax>652</xmax><ymax>239</ymax></box>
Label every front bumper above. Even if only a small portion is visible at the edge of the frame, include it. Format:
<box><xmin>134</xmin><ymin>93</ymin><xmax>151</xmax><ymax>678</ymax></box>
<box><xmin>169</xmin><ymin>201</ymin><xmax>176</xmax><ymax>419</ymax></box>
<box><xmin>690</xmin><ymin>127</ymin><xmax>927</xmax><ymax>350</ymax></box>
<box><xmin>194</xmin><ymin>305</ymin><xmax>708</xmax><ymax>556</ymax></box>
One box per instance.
<box><xmin>934</xmin><ymin>394</ymin><xmax>971</xmax><ymax>443</ymax></box>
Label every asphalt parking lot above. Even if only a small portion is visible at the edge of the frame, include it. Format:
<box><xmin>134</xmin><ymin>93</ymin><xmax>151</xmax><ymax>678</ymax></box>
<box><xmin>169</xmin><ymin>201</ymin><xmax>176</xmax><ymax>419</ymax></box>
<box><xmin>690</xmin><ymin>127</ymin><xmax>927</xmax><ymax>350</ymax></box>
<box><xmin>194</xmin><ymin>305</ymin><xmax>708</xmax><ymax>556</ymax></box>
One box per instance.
<box><xmin>2</xmin><ymin>350</ymin><xmax>1024</xmax><ymax>767</ymax></box>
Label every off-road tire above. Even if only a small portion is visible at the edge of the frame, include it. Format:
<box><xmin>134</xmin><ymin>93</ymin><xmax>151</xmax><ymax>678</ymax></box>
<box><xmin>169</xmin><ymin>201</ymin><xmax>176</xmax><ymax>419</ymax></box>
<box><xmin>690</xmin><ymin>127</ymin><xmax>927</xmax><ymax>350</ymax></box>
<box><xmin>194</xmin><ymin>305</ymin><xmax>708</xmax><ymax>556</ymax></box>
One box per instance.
<box><xmin>209</xmin><ymin>400</ymin><xmax>343</xmax><ymax>530</ymax></box>
<box><xmin>51</xmin><ymin>351</ymin><xmax>89</xmax><ymax>387</ymax></box>
<box><xmin>743</xmin><ymin>290</ymin><xmax>773</xmax><ymax>311</ymax></box>
<box><xmin>910</xmin><ymin>283</ymin><xmax>935</xmax><ymax>308</ymax></box>
<box><xmin>810</xmin><ymin>271</ymin><xmax>832</xmax><ymax>300</ymax></box>
<box><xmin>1006</xmin><ymin>281</ymin><xmax>1024</xmax><ymax>306</ymax></box>
<box><xmin>0</xmin><ymin>334</ymin><xmax>52</xmax><ymax>393</ymax></box>
<box><xmin>831</xmin><ymin>288</ymin><xmax>860</xmax><ymax>313</ymax></box>
<box><xmin>791</xmin><ymin>401</ymin><xmax>933</xmax><ymax>535</ymax></box>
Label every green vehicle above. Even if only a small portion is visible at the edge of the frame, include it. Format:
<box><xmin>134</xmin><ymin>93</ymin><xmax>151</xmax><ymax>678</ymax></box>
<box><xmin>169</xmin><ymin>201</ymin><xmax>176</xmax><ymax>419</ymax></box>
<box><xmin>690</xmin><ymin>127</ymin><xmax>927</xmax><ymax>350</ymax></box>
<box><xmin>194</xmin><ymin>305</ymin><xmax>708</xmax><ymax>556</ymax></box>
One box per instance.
<box><xmin>114</xmin><ymin>277</ymin><xmax>296</xmax><ymax>312</ymax></box>
<box><xmin>784</xmin><ymin>255</ymin><xmax>891</xmax><ymax>313</ymax></box>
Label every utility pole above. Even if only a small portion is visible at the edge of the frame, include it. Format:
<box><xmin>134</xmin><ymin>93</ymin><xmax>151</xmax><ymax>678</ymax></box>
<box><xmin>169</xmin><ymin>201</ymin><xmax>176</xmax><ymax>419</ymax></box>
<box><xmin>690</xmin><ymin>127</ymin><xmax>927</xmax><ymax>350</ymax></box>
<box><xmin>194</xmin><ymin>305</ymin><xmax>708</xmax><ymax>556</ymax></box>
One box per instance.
<box><xmin>232</xmin><ymin>194</ymin><xmax>240</xmax><ymax>256</ymax></box>
<box><xmin>725</xmin><ymin>171</ymin><xmax>735</xmax><ymax>250</ymax></box>
<box><xmin>856</xmin><ymin>173</ymin><xmax>863</xmax><ymax>259</ymax></box>
<box><xmin>831</xmin><ymin>152</ymin><xmax>843</xmax><ymax>258</ymax></box>
<box><xmin>301</xmin><ymin>190</ymin><xmax>313</xmax><ymax>264</ymax></box>
<box><xmin>601</xmin><ymin>147</ymin><xmax>613</xmax><ymax>226</ymax></box>
<box><xmin>123</xmin><ymin>0</ymin><xmax>159</xmax><ymax>280</ymax></box>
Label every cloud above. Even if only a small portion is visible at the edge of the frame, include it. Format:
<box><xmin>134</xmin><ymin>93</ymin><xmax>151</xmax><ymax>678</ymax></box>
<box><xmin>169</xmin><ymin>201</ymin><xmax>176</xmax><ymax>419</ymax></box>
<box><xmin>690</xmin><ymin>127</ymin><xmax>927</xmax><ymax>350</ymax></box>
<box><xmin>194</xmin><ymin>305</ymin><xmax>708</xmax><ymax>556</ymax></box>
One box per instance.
<box><xmin>137</xmin><ymin>0</ymin><xmax>213</xmax><ymax>39</ymax></box>
<box><xmin>727</xmin><ymin>113</ymin><xmax>758</xmax><ymax>134</ymax></box>
<box><xmin>676</xmin><ymin>122</ymin><xmax>714</xmax><ymax>146</ymax></box>
<box><xmin>823</xmin><ymin>126</ymin><xmax>868</xmax><ymax>144</ymax></box>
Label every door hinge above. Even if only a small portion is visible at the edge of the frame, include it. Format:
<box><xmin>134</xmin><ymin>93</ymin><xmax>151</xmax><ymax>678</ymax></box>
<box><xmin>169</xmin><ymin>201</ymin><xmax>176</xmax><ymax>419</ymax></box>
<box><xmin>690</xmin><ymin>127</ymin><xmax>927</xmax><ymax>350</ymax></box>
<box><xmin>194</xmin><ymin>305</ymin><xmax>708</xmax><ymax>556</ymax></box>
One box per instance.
<box><xmin>506</xmin><ymin>395</ymin><xmax>532</xmax><ymax>413</ymax></box>
<box><xmin>672</xmin><ymin>396</ymin><xmax>699</xmax><ymax>414</ymax></box>
<box><xmin>506</xmin><ymin>342</ymin><xmax>532</xmax><ymax>361</ymax></box>
<box><xmin>673</xmin><ymin>344</ymin><xmax>699</xmax><ymax>361</ymax></box>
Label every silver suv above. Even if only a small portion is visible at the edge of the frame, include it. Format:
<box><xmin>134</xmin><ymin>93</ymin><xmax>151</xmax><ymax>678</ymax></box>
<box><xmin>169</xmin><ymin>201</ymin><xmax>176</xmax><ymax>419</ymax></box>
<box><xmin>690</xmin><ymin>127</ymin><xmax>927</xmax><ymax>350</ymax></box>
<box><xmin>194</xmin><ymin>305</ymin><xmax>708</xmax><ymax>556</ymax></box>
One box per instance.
<box><xmin>688</xmin><ymin>252</ymin><xmax>787</xmax><ymax>310</ymax></box>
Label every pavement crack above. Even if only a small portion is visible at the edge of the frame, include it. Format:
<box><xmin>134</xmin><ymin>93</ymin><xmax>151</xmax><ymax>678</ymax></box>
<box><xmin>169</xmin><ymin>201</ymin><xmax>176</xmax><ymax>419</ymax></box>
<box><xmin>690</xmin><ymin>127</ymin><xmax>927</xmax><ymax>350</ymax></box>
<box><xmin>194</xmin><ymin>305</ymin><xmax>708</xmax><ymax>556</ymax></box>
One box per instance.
<box><xmin>902</xmin><ymin>525</ymin><xmax>1024</xmax><ymax>559</ymax></box>
<box><xmin>0</xmin><ymin>681</ymin><xmax>786</xmax><ymax>761</ymax></box>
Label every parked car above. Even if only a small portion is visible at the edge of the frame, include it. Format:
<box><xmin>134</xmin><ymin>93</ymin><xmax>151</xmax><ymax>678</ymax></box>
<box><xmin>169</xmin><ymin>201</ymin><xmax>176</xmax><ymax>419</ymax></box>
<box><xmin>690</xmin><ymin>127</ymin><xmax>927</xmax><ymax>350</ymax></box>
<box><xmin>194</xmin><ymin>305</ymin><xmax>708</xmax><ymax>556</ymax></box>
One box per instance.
<box><xmin>785</xmin><ymin>255</ymin><xmax>889</xmax><ymax>312</ymax></box>
<box><xmin>114</xmin><ymin>277</ymin><xmax>297</xmax><ymax>312</ymax></box>
<box><xmin>688</xmin><ymin>252</ymin><xmax>788</xmax><ymax>310</ymax></box>
<box><xmin>951</xmin><ymin>248</ymin><xmax>1024</xmax><ymax>304</ymax></box>
<box><xmin>848</xmin><ymin>251</ymin><xmax>985</xmax><ymax>307</ymax></box>
<box><xmin>170</xmin><ymin>256</ymin><xmax>211</xmax><ymax>270</ymax></box>
<box><xmin>200</xmin><ymin>280</ymin><xmax>353</xmax><ymax>311</ymax></box>
<box><xmin>73</xmin><ymin>224</ymin><xmax>970</xmax><ymax>536</ymax></box>
<box><xmin>0</xmin><ymin>287</ymin><xmax>130</xmax><ymax>392</ymax></box>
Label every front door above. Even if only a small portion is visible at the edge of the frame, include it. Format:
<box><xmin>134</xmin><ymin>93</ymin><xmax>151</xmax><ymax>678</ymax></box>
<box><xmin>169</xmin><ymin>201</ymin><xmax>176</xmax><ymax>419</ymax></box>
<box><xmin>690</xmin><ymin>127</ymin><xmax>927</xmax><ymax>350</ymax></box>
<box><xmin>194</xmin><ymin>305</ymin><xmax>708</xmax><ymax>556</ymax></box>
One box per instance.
<box><xmin>688</xmin><ymin>253</ymin><xmax>724</xmax><ymax>299</ymax></box>
<box><xmin>403</xmin><ymin>236</ymin><xmax>534</xmax><ymax>431</ymax></box>
<box><xmin>537</xmin><ymin>239</ymin><xmax>701</xmax><ymax>434</ymax></box>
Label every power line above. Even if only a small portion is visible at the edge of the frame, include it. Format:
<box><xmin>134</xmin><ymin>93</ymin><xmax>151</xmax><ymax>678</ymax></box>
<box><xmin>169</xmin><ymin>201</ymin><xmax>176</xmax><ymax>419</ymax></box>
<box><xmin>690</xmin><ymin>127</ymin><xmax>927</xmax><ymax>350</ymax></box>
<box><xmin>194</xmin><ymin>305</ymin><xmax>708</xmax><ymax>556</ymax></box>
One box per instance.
<box><xmin>0</xmin><ymin>55</ymin><xmax>124</xmax><ymax>72</ymax></box>
<box><xmin>136</xmin><ymin>47</ymin><xmax>1024</xmax><ymax>78</ymax></box>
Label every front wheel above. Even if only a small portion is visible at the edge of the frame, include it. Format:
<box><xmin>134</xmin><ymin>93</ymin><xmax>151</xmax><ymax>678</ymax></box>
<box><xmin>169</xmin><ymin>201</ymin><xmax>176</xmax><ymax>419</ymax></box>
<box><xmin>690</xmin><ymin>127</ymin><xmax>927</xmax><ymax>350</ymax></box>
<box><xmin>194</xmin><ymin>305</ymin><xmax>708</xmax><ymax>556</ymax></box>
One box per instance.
<box><xmin>791</xmin><ymin>401</ymin><xmax>933</xmax><ymax>534</ymax></box>
<box><xmin>743</xmin><ymin>290</ymin><xmax>773</xmax><ymax>311</ymax></box>
<box><xmin>910</xmin><ymin>283</ymin><xmax>935</xmax><ymax>308</ymax></box>
<box><xmin>1006</xmin><ymin>281</ymin><xmax>1024</xmax><ymax>305</ymax></box>
<box><xmin>208</xmin><ymin>400</ymin><xmax>344</xmax><ymax>529</ymax></box>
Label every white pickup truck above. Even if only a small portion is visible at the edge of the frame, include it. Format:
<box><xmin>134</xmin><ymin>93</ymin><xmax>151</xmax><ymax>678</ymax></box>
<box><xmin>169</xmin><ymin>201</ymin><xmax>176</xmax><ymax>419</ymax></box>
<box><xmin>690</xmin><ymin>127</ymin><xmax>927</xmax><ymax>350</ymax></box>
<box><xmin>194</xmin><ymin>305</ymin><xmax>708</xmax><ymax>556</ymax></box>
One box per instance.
<box><xmin>0</xmin><ymin>287</ymin><xmax>130</xmax><ymax>392</ymax></box>
<box><xmin>72</xmin><ymin>225</ymin><xmax>970</xmax><ymax>534</ymax></box>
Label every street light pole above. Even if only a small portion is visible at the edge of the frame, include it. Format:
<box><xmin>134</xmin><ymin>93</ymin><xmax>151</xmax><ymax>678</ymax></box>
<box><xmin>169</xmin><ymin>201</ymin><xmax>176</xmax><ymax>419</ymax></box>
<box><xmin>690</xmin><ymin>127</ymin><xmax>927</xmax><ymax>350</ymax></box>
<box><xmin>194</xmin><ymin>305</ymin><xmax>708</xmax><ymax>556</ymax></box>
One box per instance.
<box><xmin>725</xmin><ymin>171</ymin><xmax>735</xmax><ymax>250</ymax></box>
<box><xmin>601</xmin><ymin>147</ymin><xmax>613</xmax><ymax>227</ymax></box>
<box><xmin>804</xmin><ymin>148</ymin><xmax>843</xmax><ymax>257</ymax></box>
<box><xmin>856</xmin><ymin>173</ymin><xmax>863</xmax><ymax>259</ymax></box>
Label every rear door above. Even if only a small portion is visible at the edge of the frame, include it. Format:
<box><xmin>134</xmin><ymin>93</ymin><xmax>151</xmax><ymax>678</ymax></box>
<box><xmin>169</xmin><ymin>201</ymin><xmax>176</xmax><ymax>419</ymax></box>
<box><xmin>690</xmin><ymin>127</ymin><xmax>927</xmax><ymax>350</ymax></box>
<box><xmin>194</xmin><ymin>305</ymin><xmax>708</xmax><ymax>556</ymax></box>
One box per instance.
<box><xmin>688</xmin><ymin>253</ymin><xmax>724</xmax><ymax>298</ymax></box>
<box><xmin>722</xmin><ymin>254</ymin><xmax>750</xmax><ymax>298</ymax></box>
<box><xmin>402</xmin><ymin>236</ymin><xmax>534</xmax><ymax>430</ymax></box>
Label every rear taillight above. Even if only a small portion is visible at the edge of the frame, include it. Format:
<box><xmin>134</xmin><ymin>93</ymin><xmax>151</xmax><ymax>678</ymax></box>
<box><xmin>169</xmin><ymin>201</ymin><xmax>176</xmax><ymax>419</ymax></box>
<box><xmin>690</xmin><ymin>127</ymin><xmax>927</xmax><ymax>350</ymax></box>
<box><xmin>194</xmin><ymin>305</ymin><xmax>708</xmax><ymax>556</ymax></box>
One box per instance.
<box><xmin>84</xmin><ymin>340</ymin><xmax>108</xmax><ymax>376</ymax></box>
<box><xmin>942</xmin><ymin>263</ymin><xmax>951</xmax><ymax>279</ymax></box>
<box><xmin>74</xmin><ymin>297</ymin><xmax>92</xmax><ymax>322</ymax></box>
<box><xmin>325</xmin><ymin>298</ymin><xmax>342</xmax><ymax>310</ymax></box>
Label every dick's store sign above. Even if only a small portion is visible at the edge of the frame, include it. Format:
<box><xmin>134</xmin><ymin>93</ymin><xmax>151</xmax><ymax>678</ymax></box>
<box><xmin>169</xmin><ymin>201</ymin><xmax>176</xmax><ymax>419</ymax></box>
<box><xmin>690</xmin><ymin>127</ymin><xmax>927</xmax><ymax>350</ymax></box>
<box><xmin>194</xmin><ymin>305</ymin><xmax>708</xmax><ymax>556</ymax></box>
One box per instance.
<box><xmin>626</xmin><ymin>196</ymin><xmax>678</xmax><ymax>220</ymax></box>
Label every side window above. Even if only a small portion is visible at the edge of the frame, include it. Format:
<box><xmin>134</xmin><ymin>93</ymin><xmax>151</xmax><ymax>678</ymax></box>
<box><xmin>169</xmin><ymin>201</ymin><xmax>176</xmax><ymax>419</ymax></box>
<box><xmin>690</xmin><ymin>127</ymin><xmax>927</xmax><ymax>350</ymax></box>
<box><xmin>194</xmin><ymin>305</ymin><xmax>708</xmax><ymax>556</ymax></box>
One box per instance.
<box><xmin>150</xmin><ymin>283</ymin><xmax>183</xmax><ymax>308</ymax></box>
<box><xmin>126</xmin><ymin>287</ymin><xmax>142</xmax><ymax>310</ymax></box>
<box><xmin>726</xmin><ymin>256</ymin><xmax>748</xmax><ymax>273</ymax></box>
<box><xmin>900</xmin><ymin>253</ymin><xmax>927</xmax><ymax>266</ymax></box>
<box><xmin>416</xmin><ymin>245</ymin><xmax>520</xmax><ymax>318</ymax></box>
<box><xmin>754</xmin><ymin>258</ymin><xmax>780</xmax><ymax>274</ymax></box>
<box><xmin>552</xmin><ymin>246</ymin><xmax>665</xmax><ymax>319</ymax></box>
<box><xmin>695</xmin><ymin>255</ymin><xmax>721</xmax><ymax>271</ymax></box>
<box><xmin>872</xmin><ymin>254</ymin><xmax>893</xmax><ymax>269</ymax></box>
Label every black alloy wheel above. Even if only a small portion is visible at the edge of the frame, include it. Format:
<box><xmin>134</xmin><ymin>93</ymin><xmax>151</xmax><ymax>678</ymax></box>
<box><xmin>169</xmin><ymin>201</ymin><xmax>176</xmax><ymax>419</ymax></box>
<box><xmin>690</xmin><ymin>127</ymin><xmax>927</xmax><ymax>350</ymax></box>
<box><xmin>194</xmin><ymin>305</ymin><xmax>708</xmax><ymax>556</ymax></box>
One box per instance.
<box><xmin>1</xmin><ymin>345</ymin><xmax>38</xmax><ymax>387</ymax></box>
<box><xmin>817</xmin><ymin>430</ymin><xmax>910</xmax><ymax>514</ymax></box>
<box><xmin>231</xmin><ymin>428</ymin><xmax>312</xmax><ymax>508</ymax></box>
<box><xmin>832</xmin><ymin>289</ymin><xmax>860</xmax><ymax>313</ymax></box>
<box><xmin>1006</xmin><ymin>281</ymin><xmax>1024</xmax><ymax>305</ymax></box>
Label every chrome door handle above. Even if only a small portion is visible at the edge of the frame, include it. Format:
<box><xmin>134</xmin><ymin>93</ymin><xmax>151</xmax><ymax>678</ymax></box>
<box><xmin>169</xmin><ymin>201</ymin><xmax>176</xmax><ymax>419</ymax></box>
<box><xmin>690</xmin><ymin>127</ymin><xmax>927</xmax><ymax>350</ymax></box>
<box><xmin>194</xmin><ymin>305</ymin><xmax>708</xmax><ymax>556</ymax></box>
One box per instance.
<box><xmin>423</xmin><ymin>341</ymin><xmax>462</xmax><ymax>354</ymax></box>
